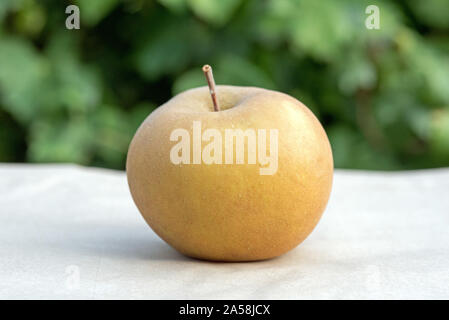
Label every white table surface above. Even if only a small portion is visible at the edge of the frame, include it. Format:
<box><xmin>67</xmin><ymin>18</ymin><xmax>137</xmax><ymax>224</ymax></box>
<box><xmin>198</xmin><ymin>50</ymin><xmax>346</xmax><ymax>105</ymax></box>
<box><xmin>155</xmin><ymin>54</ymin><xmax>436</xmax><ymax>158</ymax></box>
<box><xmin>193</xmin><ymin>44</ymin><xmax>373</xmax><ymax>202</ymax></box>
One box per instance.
<box><xmin>0</xmin><ymin>164</ymin><xmax>448</xmax><ymax>299</ymax></box>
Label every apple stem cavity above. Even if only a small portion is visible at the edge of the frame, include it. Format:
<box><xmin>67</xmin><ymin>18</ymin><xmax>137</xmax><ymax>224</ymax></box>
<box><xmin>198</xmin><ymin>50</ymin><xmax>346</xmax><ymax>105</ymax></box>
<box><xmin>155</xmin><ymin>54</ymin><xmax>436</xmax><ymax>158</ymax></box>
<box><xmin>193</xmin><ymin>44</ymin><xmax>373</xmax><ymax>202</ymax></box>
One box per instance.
<box><xmin>202</xmin><ymin>64</ymin><xmax>220</xmax><ymax>112</ymax></box>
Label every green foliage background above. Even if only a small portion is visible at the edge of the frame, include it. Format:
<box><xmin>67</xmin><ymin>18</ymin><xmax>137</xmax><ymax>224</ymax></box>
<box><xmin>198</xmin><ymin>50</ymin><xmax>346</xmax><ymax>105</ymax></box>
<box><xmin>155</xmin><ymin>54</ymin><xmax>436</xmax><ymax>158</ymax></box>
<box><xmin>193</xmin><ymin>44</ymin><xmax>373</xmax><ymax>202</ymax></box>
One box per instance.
<box><xmin>0</xmin><ymin>0</ymin><xmax>448</xmax><ymax>170</ymax></box>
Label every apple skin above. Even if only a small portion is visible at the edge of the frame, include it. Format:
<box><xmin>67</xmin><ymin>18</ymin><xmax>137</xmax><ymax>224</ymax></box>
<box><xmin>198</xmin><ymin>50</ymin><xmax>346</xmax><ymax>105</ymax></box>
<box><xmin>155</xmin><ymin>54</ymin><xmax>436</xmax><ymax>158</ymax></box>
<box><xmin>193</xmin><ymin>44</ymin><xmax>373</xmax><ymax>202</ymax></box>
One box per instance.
<box><xmin>126</xmin><ymin>85</ymin><xmax>333</xmax><ymax>261</ymax></box>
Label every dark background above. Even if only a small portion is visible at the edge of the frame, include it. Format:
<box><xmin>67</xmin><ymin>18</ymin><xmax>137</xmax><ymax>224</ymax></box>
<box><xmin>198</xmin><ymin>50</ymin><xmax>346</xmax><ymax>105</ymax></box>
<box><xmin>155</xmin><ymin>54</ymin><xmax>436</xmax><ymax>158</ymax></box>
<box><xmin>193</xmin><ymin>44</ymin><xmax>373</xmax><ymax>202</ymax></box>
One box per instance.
<box><xmin>1</xmin><ymin>0</ymin><xmax>448</xmax><ymax>170</ymax></box>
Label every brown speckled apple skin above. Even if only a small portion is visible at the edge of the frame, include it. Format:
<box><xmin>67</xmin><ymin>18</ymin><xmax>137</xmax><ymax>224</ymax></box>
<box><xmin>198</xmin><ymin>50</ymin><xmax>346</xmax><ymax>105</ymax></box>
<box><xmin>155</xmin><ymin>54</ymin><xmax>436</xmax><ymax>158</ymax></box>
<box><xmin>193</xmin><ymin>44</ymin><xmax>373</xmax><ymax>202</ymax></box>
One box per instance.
<box><xmin>126</xmin><ymin>85</ymin><xmax>333</xmax><ymax>262</ymax></box>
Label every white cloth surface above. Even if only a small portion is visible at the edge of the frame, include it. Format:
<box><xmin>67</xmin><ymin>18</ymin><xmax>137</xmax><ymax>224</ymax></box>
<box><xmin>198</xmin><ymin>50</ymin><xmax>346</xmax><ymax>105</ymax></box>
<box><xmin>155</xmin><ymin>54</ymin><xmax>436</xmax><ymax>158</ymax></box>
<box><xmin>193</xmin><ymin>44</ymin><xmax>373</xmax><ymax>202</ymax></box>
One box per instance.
<box><xmin>0</xmin><ymin>164</ymin><xmax>448</xmax><ymax>299</ymax></box>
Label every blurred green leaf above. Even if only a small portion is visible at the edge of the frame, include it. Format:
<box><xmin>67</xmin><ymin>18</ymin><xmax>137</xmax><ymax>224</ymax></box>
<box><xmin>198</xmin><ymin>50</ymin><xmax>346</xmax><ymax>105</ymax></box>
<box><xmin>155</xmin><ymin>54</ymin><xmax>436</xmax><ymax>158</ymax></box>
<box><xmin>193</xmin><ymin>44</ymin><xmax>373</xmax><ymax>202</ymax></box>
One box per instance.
<box><xmin>0</xmin><ymin>36</ymin><xmax>49</xmax><ymax>123</ymax></box>
<box><xmin>187</xmin><ymin>0</ymin><xmax>241</xmax><ymax>26</ymax></box>
<box><xmin>214</xmin><ymin>55</ymin><xmax>276</xmax><ymax>89</ymax></box>
<box><xmin>0</xmin><ymin>110</ymin><xmax>25</xmax><ymax>161</ymax></box>
<box><xmin>407</xmin><ymin>0</ymin><xmax>449</xmax><ymax>29</ymax></box>
<box><xmin>290</xmin><ymin>0</ymin><xmax>354</xmax><ymax>60</ymax></box>
<box><xmin>135</xmin><ymin>34</ymin><xmax>190</xmax><ymax>80</ymax></box>
<box><xmin>430</xmin><ymin>109</ymin><xmax>449</xmax><ymax>160</ymax></box>
<box><xmin>158</xmin><ymin>0</ymin><xmax>187</xmax><ymax>13</ymax></box>
<box><xmin>134</xmin><ymin>19</ymin><xmax>210</xmax><ymax>80</ymax></box>
<box><xmin>89</xmin><ymin>105</ymin><xmax>132</xmax><ymax>168</ymax></box>
<box><xmin>41</xmin><ymin>31</ymin><xmax>103</xmax><ymax>114</ymax></box>
<box><xmin>328</xmin><ymin>124</ymin><xmax>398</xmax><ymax>170</ymax></box>
<box><xmin>337</xmin><ymin>51</ymin><xmax>377</xmax><ymax>94</ymax></box>
<box><xmin>76</xmin><ymin>0</ymin><xmax>120</xmax><ymax>26</ymax></box>
<box><xmin>0</xmin><ymin>0</ymin><xmax>24</xmax><ymax>22</ymax></box>
<box><xmin>28</xmin><ymin>117</ymin><xmax>93</xmax><ymax>164</ymax></box>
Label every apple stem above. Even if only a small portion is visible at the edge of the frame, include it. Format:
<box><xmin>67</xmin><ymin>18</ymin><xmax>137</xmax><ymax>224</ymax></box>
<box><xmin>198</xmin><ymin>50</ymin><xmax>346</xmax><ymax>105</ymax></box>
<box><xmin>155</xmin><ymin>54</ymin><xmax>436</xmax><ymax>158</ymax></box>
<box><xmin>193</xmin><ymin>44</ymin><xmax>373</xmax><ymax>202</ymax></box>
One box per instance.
<box><xmin>202</xmin><ymin>64</ymin><xmax>220</xmax><ymax>112</ymax></box>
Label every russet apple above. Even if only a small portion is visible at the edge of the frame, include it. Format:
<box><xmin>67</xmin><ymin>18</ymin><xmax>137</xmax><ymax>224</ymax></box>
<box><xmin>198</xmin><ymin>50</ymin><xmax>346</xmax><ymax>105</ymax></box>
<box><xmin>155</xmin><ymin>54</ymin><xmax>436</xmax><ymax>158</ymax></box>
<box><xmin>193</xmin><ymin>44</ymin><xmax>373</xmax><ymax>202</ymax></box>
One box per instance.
<box><xmin>126</xmin><ymin>66</ymin><xmax>333</xmax><ymax>261</ymax></box>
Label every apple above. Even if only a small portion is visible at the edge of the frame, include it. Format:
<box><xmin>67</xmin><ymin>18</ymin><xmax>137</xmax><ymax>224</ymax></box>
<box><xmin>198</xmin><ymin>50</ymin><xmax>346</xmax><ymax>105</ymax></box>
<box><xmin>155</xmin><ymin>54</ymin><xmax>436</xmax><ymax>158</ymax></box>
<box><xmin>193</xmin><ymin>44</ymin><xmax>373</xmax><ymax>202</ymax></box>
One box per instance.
<box><xmin>126</xmin><ymin>65</ymin><xmax>333</xmax><ymax>261</ymax></box>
